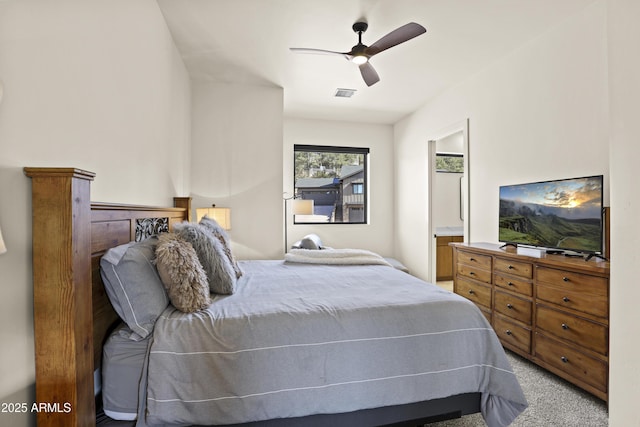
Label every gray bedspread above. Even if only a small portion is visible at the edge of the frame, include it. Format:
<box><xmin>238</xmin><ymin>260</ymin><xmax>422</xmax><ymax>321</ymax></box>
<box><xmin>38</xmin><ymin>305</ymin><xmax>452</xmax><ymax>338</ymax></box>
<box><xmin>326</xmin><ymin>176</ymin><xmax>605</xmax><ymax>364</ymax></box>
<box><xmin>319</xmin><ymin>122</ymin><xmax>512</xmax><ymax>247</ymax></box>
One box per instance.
<box><xmin>137</xmin><ymin>260</ymin><xmax>527</xmax><ymax>426</ymax></box>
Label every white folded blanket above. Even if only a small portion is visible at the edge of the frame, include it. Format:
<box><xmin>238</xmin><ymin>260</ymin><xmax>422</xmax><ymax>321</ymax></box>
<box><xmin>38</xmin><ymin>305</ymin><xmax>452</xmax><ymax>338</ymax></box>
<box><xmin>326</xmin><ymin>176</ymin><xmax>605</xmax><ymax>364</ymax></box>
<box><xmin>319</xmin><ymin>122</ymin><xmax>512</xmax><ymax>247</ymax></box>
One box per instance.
<box><xmin>285</xmin><ymin>248</ymin><xmax>392</xmax><ymax>267</ymax></box>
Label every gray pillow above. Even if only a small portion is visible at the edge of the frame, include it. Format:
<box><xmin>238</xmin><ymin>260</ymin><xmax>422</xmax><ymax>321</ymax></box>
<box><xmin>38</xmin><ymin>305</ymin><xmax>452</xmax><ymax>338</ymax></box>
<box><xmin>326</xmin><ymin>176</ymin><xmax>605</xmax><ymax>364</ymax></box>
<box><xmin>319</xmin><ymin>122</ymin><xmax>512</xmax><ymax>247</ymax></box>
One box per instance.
<box><xmin>199</xmin><ymin>216</ymin><xmax>243</xmax><ymax>278</ymax></box>
<box><xmin>173</xmin><ymin>222</ymin><xmax>237</xmax><ymax>295</ymax></box>
<box><xmin>100</xmin><ymin>236</ymin><xmax>169</xmax><ymax>340</ymax></box>
<box><xmin>299</xmin><ymin>233</ymin><xmax>323</xmax><ymax>250</ymax></box>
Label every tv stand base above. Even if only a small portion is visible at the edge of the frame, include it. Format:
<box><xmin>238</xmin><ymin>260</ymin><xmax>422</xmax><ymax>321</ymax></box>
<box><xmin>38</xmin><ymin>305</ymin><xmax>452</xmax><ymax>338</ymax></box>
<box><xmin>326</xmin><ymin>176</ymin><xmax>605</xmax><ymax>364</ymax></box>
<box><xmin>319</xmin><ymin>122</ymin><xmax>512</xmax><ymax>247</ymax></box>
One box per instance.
<box><xmin>585</xmin><ymin>253</ymin><xmax>609</xmax><ymax>262</ymax></box>
<box><xmin>546</xmin><ymin>249</ymin><xmax>564</xmax><ymax>255</ymax></box>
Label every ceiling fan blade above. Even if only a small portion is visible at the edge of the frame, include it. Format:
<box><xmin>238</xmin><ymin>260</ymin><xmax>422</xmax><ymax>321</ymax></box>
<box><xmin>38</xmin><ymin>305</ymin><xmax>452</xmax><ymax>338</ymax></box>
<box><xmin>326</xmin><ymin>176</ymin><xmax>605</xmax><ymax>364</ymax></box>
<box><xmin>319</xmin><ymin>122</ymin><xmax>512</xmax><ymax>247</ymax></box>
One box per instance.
<box><xmin>290</xmin><ymin>47</ymin><xmax>351</xmax><ymax>60</ymax></box>
<box><xmin>365</xmin><ymin>22</ymin><xmax>426</xmax><ymax>57</ymax></box>
<box><xmin>359</xmin><ymin>62</ymin><xmax>380</xmax><ymax>86</ymax></box>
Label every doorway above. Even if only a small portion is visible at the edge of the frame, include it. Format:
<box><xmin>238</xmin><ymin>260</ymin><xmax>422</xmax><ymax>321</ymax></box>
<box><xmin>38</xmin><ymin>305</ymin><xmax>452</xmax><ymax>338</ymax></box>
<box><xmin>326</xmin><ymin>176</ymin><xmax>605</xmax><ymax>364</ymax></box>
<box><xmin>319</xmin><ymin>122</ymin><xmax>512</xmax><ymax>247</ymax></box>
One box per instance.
<box><xmin>427</xmin><ymin>119</ymin><xmax>469</xmax><ymax>286</ymax></box>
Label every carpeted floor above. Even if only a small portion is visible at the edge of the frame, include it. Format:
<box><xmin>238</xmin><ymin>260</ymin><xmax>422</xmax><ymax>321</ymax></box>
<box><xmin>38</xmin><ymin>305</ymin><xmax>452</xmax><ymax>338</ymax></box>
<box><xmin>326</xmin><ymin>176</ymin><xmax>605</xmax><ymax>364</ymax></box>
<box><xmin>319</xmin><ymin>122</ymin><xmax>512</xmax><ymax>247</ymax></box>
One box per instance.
<box><xmin>428</xmin><ymin>350</ymin><xmax>608</xmax><ymax>427</ymax></box>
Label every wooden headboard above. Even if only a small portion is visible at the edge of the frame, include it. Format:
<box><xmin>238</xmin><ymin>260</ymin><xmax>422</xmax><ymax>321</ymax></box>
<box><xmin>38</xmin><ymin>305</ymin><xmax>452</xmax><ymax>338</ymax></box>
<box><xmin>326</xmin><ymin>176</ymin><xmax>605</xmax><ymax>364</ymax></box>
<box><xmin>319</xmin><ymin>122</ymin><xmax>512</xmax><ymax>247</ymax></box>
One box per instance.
<box><xmin>25</xmin><ymin>167</ymin><xmax>190</xmax><ymax>427</ymax></box>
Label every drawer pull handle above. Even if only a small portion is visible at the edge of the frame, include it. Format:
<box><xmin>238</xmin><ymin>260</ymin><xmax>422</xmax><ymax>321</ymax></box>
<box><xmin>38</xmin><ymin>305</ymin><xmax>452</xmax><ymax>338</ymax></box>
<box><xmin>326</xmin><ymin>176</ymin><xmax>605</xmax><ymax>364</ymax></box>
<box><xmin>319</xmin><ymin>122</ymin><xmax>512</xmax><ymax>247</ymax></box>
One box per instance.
<box><xmin>562</xmin><ymin>296</ymin><xmax>570</xmax><ymax>303</ymax></box>
<box><xmin>468</xmin><ymin>290</ymin><xmax>475</xmax><ymax>295</ymax></box>
<box><xmin>561</xmin><ymin>323</ymin><xmax>569</xmax><ymax>330</ymax></box>
<box><xmin>508</xmin><ymin>265</ymin><xmax>514</xmax><ymax>269</ymax></box>
<box><xmin>561</xmin><ymin>356</ymin><xmax>569</xmax><ymax>364</ymax></box>
<box><xmin>506</xmin><ymin>303</ymin><xmax>514</xmax><ymax>309</ymax></box>
<box><xmin>563</xmin><ymin>276</ymin><xmax>570</xmax><ymax>282</ymax></box>
<box><xmin>469</xmin><ymin>271</ymin><xmax>476</xmax><ymax>276</ymax></box>
<box><xmin>505</xmin><ymin>330</ymin><xmax>512</xmax><ymax>336</ymax></box>
<box><xmin>507</xmin><ymin>282</ymin><xmax>514</xmax><ymax>286</ymax></box>
<box><xmin>470</xmin><ymin>257</ymin><xmax>476</xmax><ymax>262</ymax></box>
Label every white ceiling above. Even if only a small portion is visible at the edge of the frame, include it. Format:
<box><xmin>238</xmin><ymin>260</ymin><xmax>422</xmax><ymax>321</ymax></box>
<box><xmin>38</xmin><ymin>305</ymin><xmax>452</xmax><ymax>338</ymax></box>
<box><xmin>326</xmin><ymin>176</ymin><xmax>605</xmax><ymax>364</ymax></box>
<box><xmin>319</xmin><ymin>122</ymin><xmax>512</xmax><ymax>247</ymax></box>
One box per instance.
<box><xmin>157</xmin><ymin>0</ymin><xmax>597</xmax><ymax>124</ymax></box>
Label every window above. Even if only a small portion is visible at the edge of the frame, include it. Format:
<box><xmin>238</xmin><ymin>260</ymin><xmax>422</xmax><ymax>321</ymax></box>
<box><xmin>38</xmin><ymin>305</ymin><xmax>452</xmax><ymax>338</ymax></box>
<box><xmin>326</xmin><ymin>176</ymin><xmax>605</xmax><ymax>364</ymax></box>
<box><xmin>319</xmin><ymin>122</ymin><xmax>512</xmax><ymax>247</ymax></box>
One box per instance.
<box><xmin>294</xmin><ymin>145</ymin><xmax>369</xmax><ymax>224</ymax></box>
<box><xmin>436</xmin><ymin>153</ymin><xmax>464</xmax><ymax>173</ymax></box>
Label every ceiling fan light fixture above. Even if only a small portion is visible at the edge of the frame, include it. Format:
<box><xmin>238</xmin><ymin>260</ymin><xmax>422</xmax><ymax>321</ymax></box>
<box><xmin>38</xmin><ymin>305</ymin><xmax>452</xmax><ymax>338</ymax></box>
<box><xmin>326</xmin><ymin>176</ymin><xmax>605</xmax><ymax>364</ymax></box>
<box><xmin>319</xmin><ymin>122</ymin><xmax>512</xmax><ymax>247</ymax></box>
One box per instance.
<box><xmin>352</xmin><ymin>55</ymin><xmax>368</xmax><ymax>65</ymax></box>
<box><xmin>290</xmin><ymin>21</ymin><xmax>426</xmax><ymax>86</ymax></box>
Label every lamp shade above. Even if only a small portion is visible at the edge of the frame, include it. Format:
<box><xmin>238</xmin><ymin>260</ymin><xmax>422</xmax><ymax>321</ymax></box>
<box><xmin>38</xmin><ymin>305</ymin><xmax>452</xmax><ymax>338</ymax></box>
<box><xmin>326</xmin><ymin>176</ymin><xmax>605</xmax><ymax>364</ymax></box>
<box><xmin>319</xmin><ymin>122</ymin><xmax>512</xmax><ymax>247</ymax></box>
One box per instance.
<box><xmin>292</xmin><ymin>199</ymin><xmax>314</xmax><ymax>215</ymax></box>
<box><xmin>0</xmin><ymin>226</ymin><xmax>6</xmax><ymax>255</ymax></box>
<box><xmin>196</xmin><ymin>207</ymin><xmax>231</xmax><ymax>230</ymax></box>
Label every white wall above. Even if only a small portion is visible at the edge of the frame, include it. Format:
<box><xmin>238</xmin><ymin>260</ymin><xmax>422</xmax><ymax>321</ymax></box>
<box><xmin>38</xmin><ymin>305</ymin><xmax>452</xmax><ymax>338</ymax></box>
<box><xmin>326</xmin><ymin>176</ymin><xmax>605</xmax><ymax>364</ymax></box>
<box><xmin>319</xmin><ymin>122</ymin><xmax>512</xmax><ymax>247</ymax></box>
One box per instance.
<box><xmin>607</xmin><ymin>0</ymin><xmax>640</xmax><ymax>424</ymax></box>
<box><xmin>0</xmin><ymin>2</ymin><xmax>191</xmax><ymax>425</ymax></box>
<box><xmin>284</xmin><ymin>118</ymin><xmax>395</xmax><ymax>256</ymax></box>
<box><xmin>436</xmin><ymin>132</ymin><xmax>464</xmax><ymax>154</ymax></box>
<box><xmin>191</xmin><ymin>82</ymin><xmax>283</xmax><ymax>260</ymax></box>
<box><xmin>394</xmin><ymin>1</ymin><xmax>609</xmax><ymax>280</ymax></box>
<box><xmin>433</xmin><ymin>172</ymin><xmax>464</xmax><ymax>229</ymax></box>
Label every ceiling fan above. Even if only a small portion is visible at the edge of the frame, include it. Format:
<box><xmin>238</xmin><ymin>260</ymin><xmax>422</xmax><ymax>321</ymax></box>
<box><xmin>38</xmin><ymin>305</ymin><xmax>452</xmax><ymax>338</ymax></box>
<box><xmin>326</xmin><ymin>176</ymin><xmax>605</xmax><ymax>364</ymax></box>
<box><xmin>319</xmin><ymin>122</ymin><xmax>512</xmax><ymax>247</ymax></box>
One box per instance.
<box><xmin>290</xmin><ymin>21</ymin><xmax>426</xmax><ymax>87</ymax></box>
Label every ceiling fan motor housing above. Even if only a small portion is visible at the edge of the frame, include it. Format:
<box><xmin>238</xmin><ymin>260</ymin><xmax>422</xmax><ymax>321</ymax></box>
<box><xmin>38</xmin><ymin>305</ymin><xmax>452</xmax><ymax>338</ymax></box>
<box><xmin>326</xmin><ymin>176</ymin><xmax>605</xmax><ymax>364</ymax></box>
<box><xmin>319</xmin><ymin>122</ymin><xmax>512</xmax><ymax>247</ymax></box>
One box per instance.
<box><xmin>352</xmin><ymin>22</ymin><xmax>368</xmax><ymax>34</ymax></box>
<box><xmin>351</xmin><ymin>22</ymin><xmax>369</xmax><ymax>59</ymax></box>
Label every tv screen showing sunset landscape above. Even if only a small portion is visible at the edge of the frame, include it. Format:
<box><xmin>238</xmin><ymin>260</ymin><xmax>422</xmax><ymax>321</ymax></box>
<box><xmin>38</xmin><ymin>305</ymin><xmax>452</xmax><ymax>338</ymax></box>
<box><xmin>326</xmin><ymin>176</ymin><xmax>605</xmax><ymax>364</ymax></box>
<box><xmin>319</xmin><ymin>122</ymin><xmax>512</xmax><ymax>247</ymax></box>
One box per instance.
<box><xmin>499</xmin><ymin>175</ymin><xmax>603</xmax><ymax>253</ymax></box>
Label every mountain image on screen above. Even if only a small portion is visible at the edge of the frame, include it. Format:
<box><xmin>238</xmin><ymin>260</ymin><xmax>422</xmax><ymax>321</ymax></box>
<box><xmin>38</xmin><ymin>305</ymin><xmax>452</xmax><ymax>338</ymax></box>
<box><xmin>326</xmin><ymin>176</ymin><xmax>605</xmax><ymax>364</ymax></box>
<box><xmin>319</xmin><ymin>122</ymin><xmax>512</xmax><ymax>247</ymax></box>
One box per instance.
<box><xmin>498</xmin><ymin>175</ymin><xmax>603</xmax><ymax>253</ymax></box>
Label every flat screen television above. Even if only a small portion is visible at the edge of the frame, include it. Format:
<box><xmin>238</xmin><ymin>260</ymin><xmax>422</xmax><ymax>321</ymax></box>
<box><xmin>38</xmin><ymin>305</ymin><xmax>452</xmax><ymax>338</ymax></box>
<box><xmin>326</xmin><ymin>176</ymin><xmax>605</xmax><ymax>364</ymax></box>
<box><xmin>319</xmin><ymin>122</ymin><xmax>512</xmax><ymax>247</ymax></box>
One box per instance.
<box><xmin>499</xmin><ymin>175</ymin><xmax>604</xmax><ymax>254</ymax></box>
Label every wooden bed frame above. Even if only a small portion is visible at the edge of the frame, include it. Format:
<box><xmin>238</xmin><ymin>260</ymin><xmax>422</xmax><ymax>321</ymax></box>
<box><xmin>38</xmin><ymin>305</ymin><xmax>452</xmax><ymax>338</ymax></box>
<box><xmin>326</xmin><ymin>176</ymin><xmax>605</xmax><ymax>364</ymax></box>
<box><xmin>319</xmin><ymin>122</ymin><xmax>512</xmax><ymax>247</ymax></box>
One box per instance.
<box><xmin>25</xmin><ymin>167</ymin><xmax>481</xmax><ymax>427</ymax></box>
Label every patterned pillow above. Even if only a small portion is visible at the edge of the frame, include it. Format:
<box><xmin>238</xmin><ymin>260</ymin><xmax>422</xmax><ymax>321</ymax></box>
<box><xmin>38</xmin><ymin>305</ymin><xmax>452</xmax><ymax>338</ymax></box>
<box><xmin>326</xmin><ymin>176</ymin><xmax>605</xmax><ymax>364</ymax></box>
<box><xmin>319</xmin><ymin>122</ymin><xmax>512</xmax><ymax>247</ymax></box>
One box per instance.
<box><xmin>173</xmin><ymin>222</ymin><xmax>237</xmax><ymax>295</ymax></box>
<box><xmin>100</xmin><ymin>236</ymin><xmax>169</xmax><ymax>340</ymax></box>
<box><xmin>199</xmin><ymin>216</ymin><xmax>243</xmax><ymax>278</ymax></box>
<box><xmin>155</xmin><ymin>233</ymin><xmax>211</xmax><ymax>313</ymax></box>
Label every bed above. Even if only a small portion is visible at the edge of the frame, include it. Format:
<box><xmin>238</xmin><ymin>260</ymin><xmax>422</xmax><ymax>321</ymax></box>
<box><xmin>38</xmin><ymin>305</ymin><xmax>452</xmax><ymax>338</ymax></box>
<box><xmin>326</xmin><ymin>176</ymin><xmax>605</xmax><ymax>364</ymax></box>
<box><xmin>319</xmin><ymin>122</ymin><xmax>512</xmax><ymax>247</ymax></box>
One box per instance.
<box><xmin>25</xmin><ymin>167</ymin><xmax>527</xmax><ymax>427</ymax></box>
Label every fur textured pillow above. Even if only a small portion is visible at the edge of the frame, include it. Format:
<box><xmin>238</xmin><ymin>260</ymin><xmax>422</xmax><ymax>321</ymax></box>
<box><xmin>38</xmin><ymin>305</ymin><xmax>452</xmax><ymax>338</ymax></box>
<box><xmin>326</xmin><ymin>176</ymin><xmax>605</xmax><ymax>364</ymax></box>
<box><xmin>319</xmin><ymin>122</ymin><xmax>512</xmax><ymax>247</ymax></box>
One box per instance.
<box><xmin>199</xmin><ymin>216</ymin><xmax>243</xmax><ymax>279</ymax></box>
<box><xmin>173</xmin><ymin>222</ymin><xmax>237</xmax><ymax>295</ymax></box>
<box><xmin>155</xmin><ymin>233</ymin><xmax>212</xmax><ymax>313</ymax></box>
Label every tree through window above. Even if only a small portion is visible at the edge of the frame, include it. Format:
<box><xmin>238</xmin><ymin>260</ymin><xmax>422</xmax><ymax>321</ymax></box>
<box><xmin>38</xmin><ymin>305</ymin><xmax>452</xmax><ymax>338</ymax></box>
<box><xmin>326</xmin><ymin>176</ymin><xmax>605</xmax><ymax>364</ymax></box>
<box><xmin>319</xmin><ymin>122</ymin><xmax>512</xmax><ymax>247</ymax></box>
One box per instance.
<box><xmin>436</xmin><ymin>153</ymin><xmax>464</xmax><ymax>173</ymax></box>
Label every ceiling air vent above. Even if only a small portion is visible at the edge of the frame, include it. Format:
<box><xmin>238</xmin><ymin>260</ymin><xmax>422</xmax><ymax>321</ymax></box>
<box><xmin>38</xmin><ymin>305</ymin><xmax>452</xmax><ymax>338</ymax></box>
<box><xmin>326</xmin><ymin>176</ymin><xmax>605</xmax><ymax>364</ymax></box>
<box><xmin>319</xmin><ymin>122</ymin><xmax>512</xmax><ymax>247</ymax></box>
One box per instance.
<box><xmin>334</xmin><ymin>88</ymin><xmax>356</xmax><ymax>98</ymax></box>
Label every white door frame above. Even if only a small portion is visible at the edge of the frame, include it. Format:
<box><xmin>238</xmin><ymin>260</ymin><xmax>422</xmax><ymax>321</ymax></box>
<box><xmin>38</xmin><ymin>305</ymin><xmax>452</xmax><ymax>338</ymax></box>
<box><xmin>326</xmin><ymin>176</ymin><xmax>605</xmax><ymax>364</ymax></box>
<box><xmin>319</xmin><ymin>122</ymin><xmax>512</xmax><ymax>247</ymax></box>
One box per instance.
<box><xmin>427</xmin><ymin>119</ymin><xmax>470</xmax><ymax>284</ymax></box>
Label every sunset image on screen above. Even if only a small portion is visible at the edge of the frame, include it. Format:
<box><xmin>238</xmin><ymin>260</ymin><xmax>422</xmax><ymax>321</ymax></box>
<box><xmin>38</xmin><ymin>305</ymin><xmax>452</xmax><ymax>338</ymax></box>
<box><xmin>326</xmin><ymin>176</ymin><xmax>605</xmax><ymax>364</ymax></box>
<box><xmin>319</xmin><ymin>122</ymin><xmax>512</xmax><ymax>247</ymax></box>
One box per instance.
<box><xmin>499</xmin><ymin>176</ymin><xmax>603</xmax><ymax>252</ymax></box>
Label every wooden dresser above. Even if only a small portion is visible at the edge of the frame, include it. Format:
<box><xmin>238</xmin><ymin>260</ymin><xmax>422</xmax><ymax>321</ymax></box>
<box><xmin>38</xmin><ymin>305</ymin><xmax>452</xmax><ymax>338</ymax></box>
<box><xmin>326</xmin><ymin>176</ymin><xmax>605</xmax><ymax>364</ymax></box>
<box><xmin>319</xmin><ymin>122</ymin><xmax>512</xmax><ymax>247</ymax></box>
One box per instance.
<box><xmin>450</xmin><ymin>242</ymin><xmax>610</xmax><ymax>401</ymax></box>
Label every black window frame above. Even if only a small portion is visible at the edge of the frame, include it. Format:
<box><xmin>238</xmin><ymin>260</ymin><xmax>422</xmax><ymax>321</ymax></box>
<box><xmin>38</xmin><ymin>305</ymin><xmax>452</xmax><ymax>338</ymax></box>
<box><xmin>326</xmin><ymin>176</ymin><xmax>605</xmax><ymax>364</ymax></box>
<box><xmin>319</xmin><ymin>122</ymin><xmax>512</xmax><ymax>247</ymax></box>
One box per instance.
<box><xmin>293</xmin><ymin>144</ymin><xmax>369</xmax><ymax>225</ymax></box>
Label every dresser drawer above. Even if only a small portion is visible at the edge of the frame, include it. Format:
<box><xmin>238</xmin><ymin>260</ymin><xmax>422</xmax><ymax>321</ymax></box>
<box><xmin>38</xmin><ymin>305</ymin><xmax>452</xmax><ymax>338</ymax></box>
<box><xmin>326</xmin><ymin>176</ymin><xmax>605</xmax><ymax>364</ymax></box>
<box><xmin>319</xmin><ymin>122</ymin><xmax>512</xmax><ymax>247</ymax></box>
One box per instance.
<box><xmin>455</xmin><ymin>277</ymin><xmax>492</xmax><ymax>309</ymax></box>
<box><xmin>536</xmin><ymin>305</ymin><xmax>608</xmax><ymax>355</ymax></box>
<box><xmin>537</xmin><ymin>284</ymin><xmax>608</xmax><ymax>318</ymax></box>
<box><xmin>535</xmin><ymin>332</ymin><xmax>607</xmax><ymax>392</ymax></box>
<box><xmin>536</xmin><ymin>267</ymin><xmax>607</xmax><ymax>296</ymax></box>
<box><xmin>494</xmin><ymin>314</ymin><xmax>531</xmax><ymax>353</ymax></box>
<box><xmin>495</xmin><ymin>257</ymin><xmax>533</xmax><ymax>279</ymax></box>
<box><xmin>457</xmin><ymin>263</ymin><xmax>491</xmax><ymax>284</ymax></box>
<box><xmin>494</xmin><ymin>273</ymin><xmax>533</xmax><ymax>296</ymax></box>
<box><xmin>494</xmin><ymin>290</ymin><xmax>532</xmax><ymax>325</ymax></box>
<box><xmin>457</xmin><ymin>250</ymin><xmax>492</xmax><ymax>269</ymax></box>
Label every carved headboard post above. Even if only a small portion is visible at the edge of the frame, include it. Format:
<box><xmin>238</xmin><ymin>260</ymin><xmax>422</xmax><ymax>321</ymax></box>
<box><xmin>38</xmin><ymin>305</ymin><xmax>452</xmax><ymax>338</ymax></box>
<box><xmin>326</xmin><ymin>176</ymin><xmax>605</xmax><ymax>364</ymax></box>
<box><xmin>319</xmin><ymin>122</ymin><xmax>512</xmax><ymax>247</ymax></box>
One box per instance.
<box><xmin>174</xmin><ymin>196</ymin><xmax>192</xmax><ymax>222</ymax></box>
<box><xmin>24</xmin><ymin>167</ymin><xmax>96</xmax><ymax>427</ymax></box>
